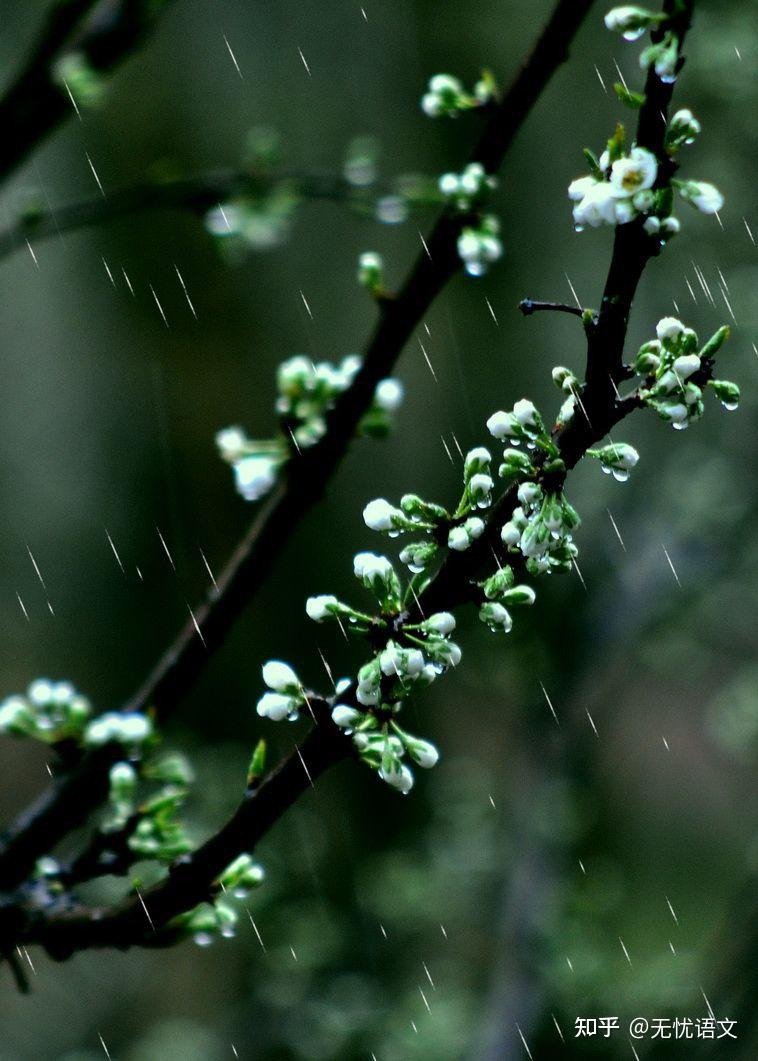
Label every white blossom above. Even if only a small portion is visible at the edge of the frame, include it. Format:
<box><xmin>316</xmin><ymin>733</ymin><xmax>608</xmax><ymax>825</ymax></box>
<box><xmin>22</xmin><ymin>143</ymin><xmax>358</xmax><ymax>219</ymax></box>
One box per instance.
<box><xmin>609</xmin><ymin>148</ymin><xmax>657</xmax><ymax>197</ymax></box>
<box><xmin>572</xmin><ymin>181</ymin><xmax>618</xmax><ymax>228</ymax></box>
<box><xmin>568</xmin><ymin>176</ymin><xmax>598</xmax><ymax>202</ymax></box>
<box><xmin>354</xmin><ymin>551</ymin><xmax>394</xmax><ymax>585</ymax></box>
<box><xmin>468</xmin><ymin>472</ymin><xmax>493</xmax><ymax>504</ymax></box>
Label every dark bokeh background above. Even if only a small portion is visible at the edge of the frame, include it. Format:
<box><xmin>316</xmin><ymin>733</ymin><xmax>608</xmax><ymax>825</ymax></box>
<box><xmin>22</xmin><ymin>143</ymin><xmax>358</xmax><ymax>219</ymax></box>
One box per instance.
<box><xmin>0</xmin><ymin>0</ymin><xmax>756</xmax><ymax>1057</ymax></box>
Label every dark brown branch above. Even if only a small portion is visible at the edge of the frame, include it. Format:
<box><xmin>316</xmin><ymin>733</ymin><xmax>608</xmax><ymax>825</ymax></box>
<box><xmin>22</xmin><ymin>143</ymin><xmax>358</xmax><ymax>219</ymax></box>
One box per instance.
<box><xmin>412</xmin><ymin>0</ymin><xmax>695</xmax><ymax>619</ymax></box>
<box><xmin>519</xmin><ymin>298</ymin><xmax>587</xmax><ymax>319</ymax></box>
<box><xmin>0</xmin><ymin>0</ymin><xmax>178</xmax><ymax>184</ymax></box>
<box><xmin>12</xmin><ymin>709</ymin><xmax>350</xmax><ymax>957</ymax></box>
<box><xmin>583</xmin><ymin>0</ymin><xmax>693</xmax><ymax>414</ymax></box>
<box><xmin>0</xmin><ymin>0</ymin><xmax>595</xmax><ymax>894</ymax></box>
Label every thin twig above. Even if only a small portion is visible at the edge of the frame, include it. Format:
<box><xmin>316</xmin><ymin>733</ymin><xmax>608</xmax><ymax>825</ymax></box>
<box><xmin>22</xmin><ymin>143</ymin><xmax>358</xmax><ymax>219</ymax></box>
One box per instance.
<box><xmin>12</xmin><ymin>707</ymin><xmax>349</xmax><ymax>957</ymax></box>
<box><xmin>518</xmin><ymin>298</ymin><xmax>586</xmax><ymax>319</ymax></box>
<box><xmin>0</xmin><ymin>170</ymin><xmax>429</xmax><ymax>263</ymax></box>
<box><xmin>0</xmin><ymin>0</ymin><xmax>595</xmax><ymax>895</ymax></box>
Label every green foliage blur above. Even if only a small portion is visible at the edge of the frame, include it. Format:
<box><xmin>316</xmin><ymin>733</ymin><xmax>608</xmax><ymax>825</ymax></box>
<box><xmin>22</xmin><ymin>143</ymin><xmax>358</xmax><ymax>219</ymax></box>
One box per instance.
<box><xmin>0</xmin><ymin>0</ymin><xmax>756</xmax><ymax>1057</ymax></box>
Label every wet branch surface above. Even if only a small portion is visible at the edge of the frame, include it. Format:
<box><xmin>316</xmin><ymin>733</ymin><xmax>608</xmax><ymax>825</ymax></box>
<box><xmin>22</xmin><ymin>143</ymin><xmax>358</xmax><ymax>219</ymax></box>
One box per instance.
<box><xmin>0</xmin><ymin>0</ymin><xmax>595</xmax><ymax>922</ymax></box>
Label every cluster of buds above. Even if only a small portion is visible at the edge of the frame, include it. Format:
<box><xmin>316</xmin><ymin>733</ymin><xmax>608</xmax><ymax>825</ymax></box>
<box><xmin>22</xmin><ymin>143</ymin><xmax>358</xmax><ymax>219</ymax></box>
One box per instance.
<box><xmin>634</xmin><ymin>317</ymin><xmax>737</xmax><ymax>428</ymax></box>
<box><xmin>83</xmin><ymin>710</ymin><xmax>153</xmax><ymax>750</ymax></box>
<box><xmin>360</xmin><ymin>445</ymin><xmax>497</xmax><ymax>573</ymax></box>
<box><xmin>569</xmin><ymin>143</ymin><xmax>660</xmax><ymax>230</ymax></box>
<box><xmin>499</xmin><ymin>482</ymin><xmax>580</xmax><ymax>577</ymax></box>
<box><xmin>124</xmin><ymin>782</ymin><xmax>192</xmax><ymax>864</ymax></box>
<box><xmin>438</xmin><ymin>163</ymin><xmax>503</xmax><ymax>276</ymax></box>
<box><xmin>333</xmin><ymin>613</ymin><xmax>460</xmax><ymax>792</ymax></box>
<box><xmin>569</xmin><ymin>29</ymin><xmax>722</xmax><ymax>235</ymax></box>
<box><xmin>173</xmin><ymin>853</ymin><xmax>265</xmax><ymax>947</ymax></box>
<box><xmin>551</xmin><ymin>365</ymin><xmax>582</xmax><ymax>428</ymax></box>
<box><xmin>420</xmin><ymin>71</ymin><xmax>497</xmax><ymax>118</ymax></box>
<box><xmin>216</xmin><ymin>355</ymin><xmax>403</xmax><ymax>502</ymax></box>
<box><xmin>256</xmin><ymin>661</ymin><xmax>307</xmax><ymax>722</ymax></box>
<box><xmin>0</xmin><ymin>679</ymin><xmax>91</xmax><ymax>743</ymax></box>
<box><xmin>478</xmin><ymin>565</ymin><xmax>536</xmax><ymax>633</ymax></box>
<box><xmin>0</xmin><ymin>684</ymin><xmax>152</xmax><ymax>762</ymax></box>
<box><xmin>205</xmin><ymin>184</ymin><xmax>298</xmax><ymax>254</ymax></box>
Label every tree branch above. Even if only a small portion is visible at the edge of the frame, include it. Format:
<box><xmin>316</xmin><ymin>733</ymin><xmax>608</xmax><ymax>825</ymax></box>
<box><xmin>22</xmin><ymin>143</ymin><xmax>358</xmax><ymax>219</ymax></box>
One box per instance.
<box><xmin>0</xmin><ymin>0</ymin><xmax>595</xmax><ymax>893</ymax></box>
<box><xmin>0</xmin><ymin>170</ymin><xmax>427</xmax><ymax>263</ymax></box>
<box><xmin>11</xmin><ymin>707</ymin><xmax>350</xmax><ymax>957</ymax></box>
<box><xmin>0</xmin><ymin>0</ymin><xmax>178</xmax><ymax>184</ymax></box>
<box><xmin>518</xmin><ymin>298</ymin><xmax>587</xmax><ymax>319</ymax></box>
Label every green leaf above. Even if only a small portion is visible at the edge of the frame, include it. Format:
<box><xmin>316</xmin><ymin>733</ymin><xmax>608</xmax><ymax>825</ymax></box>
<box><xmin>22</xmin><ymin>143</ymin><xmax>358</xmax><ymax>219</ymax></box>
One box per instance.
<box><xmin>613</xmin><ymin>82</ymin><xmax>645</xmax><ymax>109</ymax></box>
<box><xmin>247</xmin><ymin>739</ymin><xmax>267</xmax><ymax>785</ymax></box>
<box><xmin>583</xmin><ymin>148</ymin><xmax>604</xmax><ymax>179</ymax></box>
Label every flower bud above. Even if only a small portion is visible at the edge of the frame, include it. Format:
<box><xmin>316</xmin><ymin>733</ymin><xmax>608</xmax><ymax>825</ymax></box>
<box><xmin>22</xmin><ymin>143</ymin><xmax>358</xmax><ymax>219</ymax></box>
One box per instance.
<box><xmin>256</xmin><ymin>692</ymin><xmax>296</xmax><ymax>721</ymax></box>
<box><xmin>604</xmin><ymin>6</ymin><xmax>661</xmax><ymax>40</ymax></box>
<box><xmin>379</xmin><ymin>762</ymin><xmax>414</xmax><ymax>794</ymax></box>
<box><xmin>502</xmin><ymin>585</ymin><xmax>536</xmax><ymax>606</ymax></box>
<box><xmin>656</xmin><ymin>316</ymin><xmax>685</xmax><ymax>343</ymax></box>
<box><xmin>678</xmin><ymin>180</ymin><xmax>724</xmax><ymax>215</ymax></box>
<box><xmin>406</xmin><ymin>738</ymin><xmax>439</xmax><ymax>769</ymax></box>
<box><xmin>261</xmin><ymin>660</ymin><xmax>300</xmax><ymax>694</ymax></box>
<box><xmin>424</xmin><ymin>612</ymin><xmax>456</xmax><ymax>636</ymax></box>
<box><xmin>358</xmin><ymin>251</ymin><xmax>384</xmax><ymax>293</ymax></box>
<box><xmin>332</xmin><ymin>705</ymin><xmax>362</xmax><ymax>728</ymax></box>
<box><xmin>305</xmin><ymin>594</ymin><xmax>340</xmax><ymax>622</ymax></box>
<box><xmin>482</xmin><ymin>566</ymin><xmax>515</xmax><ymax>600</ymax></box>
<box><xmin>464</xmin><ymin>446</ymin><xmax>492</xmax><ymax>478</ymax></box>
<box><xmin>479</xmin><ymin>602</ymin><xmax>513</xmax><ymax>632</ymax></box>
<box><xmin>363</xmin><ymin>498</ymin><xmax>404</xmax><ymax>532</ymax></box>
<box><xmin>666</xmin><ymin>108</ymin><xmax>701</xmax><ymax>148</ymax></box>
<box><xmin>710</xmin><ymin>379</ymin><xmax>740</xmax><ymax>410</ymax></box>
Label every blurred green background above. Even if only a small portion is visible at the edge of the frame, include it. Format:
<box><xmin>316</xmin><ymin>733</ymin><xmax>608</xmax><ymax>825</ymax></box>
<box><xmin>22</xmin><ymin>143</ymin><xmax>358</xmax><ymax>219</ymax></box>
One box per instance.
<box><xmin>0</xmin><ymin>0</ymin><xmax>756</xmax><ymax>1057</ymax></box>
